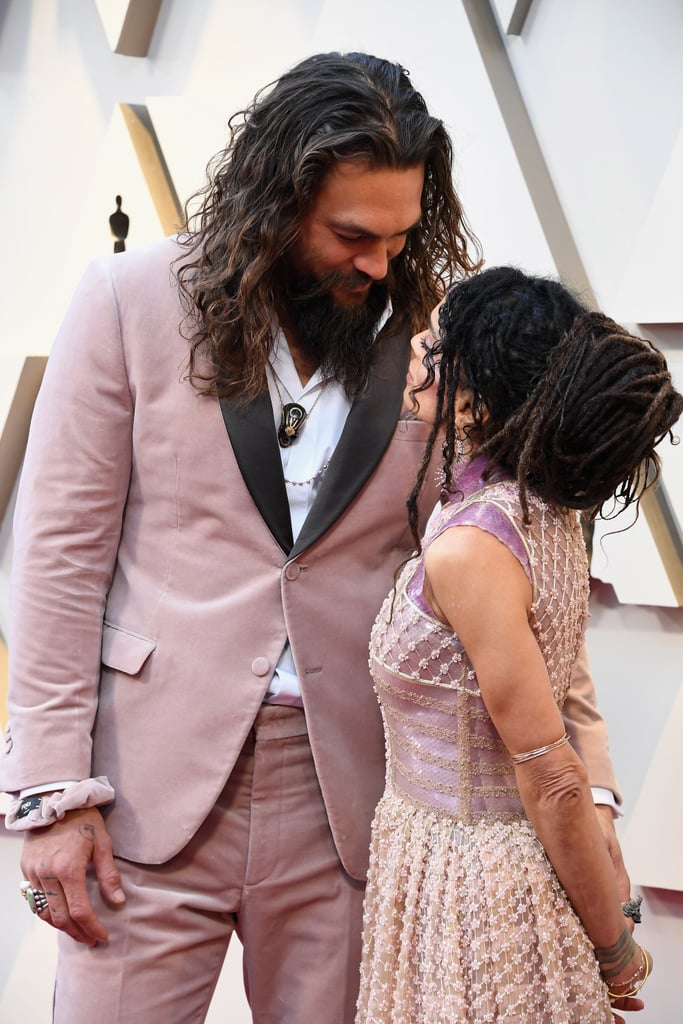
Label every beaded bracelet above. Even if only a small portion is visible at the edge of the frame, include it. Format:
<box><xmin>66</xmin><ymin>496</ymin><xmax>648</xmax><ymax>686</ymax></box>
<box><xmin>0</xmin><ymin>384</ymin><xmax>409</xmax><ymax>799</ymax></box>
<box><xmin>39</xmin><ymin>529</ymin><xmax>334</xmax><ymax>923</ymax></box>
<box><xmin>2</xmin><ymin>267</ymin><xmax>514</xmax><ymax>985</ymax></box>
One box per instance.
<box><xmin>607</xmin><ymin>955</ymin><xmax>646</xmax><ymax>992</ymax></box>
<box><xmin>607</xmin><ymin>947</ymin><xmax>651</xmax><ymax>1001</ymax></box>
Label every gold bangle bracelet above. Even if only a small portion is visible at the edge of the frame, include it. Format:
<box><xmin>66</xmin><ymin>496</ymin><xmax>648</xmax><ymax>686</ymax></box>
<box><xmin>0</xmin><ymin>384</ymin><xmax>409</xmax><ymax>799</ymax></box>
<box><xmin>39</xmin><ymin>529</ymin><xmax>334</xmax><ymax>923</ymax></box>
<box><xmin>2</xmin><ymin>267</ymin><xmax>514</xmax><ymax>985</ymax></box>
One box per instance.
<box><xmin>606</xmin><ymin>945</ymin><xmax>648</xmax><ymax>992</ymax></box>
<box><xmin>510</xmin><ymin>733</ymin><xmax>569</xmax><ymax>764</ymax></box>
<box><xmin>607</xmin><ymin>947</ymin><xmax>651</xmax><ymax>1000</ymax></box>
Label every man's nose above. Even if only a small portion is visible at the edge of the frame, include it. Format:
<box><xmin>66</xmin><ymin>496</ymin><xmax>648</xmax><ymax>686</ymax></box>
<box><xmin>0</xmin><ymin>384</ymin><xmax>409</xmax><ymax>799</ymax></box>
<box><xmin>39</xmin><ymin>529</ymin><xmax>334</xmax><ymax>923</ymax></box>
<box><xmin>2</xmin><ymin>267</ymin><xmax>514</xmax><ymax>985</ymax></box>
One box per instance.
<box><xmin>352</xmin><ymin>241</ymin><xmax>390</xmax><ymax>281</ymax></box>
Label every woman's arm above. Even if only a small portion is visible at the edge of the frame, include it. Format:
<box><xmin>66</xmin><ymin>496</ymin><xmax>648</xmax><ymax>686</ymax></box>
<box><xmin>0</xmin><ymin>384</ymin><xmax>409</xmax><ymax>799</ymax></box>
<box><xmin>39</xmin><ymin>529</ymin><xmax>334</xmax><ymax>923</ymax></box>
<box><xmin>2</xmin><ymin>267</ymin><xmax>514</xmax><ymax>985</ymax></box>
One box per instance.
<box><xmin>424</xmin><ymin>523</ymin><xmax>650</xmax><ymax>996</ymax></box>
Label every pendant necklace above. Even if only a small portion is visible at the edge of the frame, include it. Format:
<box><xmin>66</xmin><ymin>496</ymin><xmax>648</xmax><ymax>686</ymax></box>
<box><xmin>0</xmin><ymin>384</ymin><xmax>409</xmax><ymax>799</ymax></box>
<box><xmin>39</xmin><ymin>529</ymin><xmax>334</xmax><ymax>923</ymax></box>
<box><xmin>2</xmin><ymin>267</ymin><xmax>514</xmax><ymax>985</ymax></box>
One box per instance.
<box><xmin>270</xmin><ymin>368</ymin><xmax>327</xmax><ymax>448</ymax></box>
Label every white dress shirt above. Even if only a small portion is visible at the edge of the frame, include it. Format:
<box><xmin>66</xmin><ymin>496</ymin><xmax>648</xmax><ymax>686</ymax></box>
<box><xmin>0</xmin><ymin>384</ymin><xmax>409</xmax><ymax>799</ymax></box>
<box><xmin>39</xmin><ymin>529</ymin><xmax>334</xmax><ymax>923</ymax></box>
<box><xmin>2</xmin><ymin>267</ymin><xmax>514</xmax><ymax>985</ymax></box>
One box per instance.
<box><xmin>264</xmin><ymin>330</ymin><xmax>352</xmax><ymax>705</ymax></box>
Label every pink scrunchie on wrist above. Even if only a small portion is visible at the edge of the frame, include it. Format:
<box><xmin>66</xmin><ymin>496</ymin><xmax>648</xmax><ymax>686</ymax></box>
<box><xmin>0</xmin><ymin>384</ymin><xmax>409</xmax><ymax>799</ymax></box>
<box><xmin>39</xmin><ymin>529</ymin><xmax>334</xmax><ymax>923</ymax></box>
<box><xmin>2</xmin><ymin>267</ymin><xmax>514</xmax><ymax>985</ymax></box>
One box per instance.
<box><xmin>4</xmin><ymin>777</ymin><xmax>115</xmax><ymax>830</ymax></box>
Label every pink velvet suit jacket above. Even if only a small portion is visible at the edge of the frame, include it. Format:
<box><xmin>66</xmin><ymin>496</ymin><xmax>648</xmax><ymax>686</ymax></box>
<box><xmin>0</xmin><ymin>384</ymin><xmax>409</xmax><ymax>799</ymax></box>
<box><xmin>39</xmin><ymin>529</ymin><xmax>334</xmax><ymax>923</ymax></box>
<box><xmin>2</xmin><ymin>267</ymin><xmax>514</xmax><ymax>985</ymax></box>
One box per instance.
<box><xmin>0</xmin><ymin>237</ymin><xmax>618</xmax><ymax>880</ymax></box>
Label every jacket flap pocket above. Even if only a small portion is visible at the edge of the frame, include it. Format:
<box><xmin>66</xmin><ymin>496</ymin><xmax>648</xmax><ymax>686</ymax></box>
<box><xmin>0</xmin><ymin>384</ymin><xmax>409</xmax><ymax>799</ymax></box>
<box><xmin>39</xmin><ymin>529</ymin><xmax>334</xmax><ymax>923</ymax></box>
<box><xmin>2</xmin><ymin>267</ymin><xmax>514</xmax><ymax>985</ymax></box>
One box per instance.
<box><xmin>101</xmin><ymin>623</ymin><xmax>157</xmax><ymax>675</ymax></box>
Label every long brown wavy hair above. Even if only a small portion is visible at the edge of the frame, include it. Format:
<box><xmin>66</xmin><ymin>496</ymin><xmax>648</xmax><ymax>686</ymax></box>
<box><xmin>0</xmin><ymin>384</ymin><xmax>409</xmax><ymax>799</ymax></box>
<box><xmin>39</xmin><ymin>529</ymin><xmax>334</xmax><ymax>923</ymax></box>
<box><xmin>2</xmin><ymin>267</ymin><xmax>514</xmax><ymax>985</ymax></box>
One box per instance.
<box><xmin>407</xmin><ymin>266</ymin><xmax>683</xmax><ymax>547</ymax></box>
<box><xmin>174</xmin><ymin>51</ymin><xmax>482</xmax><ymax>400</ymax></box>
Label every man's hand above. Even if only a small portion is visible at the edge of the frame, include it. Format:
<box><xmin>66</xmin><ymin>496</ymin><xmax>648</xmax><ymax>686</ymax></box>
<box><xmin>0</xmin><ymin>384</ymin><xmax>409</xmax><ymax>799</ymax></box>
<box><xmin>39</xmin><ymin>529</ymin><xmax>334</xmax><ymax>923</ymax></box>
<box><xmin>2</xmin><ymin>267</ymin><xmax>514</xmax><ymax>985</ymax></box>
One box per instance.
<box><xmin>20</xmin><ymin>806</ymin><xmax>125</xmax><ymax>945</ymax></box>
<box><xmin>595</xmin><ymin>805</ymin><xmax>632</xmax><ymax>907</ymax></box>
<box><xmin>595</xmin><ymin>805</ymin><xmax>650</xmax><ymax>1019</ymax></box>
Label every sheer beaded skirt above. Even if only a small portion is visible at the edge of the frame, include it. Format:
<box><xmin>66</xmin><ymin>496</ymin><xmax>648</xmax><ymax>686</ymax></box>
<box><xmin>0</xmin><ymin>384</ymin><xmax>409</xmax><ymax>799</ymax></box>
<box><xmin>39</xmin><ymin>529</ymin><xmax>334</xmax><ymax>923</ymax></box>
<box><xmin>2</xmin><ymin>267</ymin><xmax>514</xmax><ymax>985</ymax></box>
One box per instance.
<box><xmin>356</xmin><ymin>468</ymin><xmax>613</xmax><ymax>1023</ymax></box>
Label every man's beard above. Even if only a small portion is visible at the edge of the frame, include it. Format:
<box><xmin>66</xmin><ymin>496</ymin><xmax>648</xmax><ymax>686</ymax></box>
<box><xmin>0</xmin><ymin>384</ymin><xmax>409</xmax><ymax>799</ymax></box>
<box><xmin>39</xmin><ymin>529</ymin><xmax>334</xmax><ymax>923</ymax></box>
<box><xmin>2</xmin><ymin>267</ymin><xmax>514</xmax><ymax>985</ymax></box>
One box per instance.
<box><xmin>283</xmin><ymin>268</ymin><xmax>391</xmax><ymax>397</ymax></box>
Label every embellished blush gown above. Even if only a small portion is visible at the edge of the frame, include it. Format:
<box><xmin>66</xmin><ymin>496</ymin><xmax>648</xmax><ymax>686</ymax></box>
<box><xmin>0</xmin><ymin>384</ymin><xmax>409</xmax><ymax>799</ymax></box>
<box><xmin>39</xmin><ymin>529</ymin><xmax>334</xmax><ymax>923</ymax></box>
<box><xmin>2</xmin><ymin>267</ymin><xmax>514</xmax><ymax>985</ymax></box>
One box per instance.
<box><xmin>356</xmin><ymin>456</ymin><xmax>613</xmax><ymax>1023</ymax></box>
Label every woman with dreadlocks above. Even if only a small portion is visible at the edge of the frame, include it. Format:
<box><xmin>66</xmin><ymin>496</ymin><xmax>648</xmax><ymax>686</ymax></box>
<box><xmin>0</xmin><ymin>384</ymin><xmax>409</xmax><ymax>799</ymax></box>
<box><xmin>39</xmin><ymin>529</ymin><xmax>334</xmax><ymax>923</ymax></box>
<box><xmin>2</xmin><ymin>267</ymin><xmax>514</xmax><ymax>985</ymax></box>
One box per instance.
<box><xmin>356</xmin><ymin>266</ymin><xmax>683</xmax><ymax>1024</ymax></box>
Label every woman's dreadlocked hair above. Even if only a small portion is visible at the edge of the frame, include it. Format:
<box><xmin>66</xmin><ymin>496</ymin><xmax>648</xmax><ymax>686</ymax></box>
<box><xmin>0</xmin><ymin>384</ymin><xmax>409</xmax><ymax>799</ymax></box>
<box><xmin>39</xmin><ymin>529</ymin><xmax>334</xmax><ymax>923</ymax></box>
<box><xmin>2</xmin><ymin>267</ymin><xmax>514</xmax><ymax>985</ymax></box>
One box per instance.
<box><xmin>407</xmin><ymin>266</ymin><xmax>683</xmax><ymax>547</ymax></box>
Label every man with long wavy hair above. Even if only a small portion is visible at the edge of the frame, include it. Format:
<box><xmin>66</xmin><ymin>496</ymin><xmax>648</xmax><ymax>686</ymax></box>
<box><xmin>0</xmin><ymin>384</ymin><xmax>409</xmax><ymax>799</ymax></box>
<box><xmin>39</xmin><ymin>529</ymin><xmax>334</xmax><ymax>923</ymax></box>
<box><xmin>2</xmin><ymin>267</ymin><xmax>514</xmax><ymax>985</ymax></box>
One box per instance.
<box><xmin>3</xmin><ymin>52</ymin><xmax>626</xmax><ymax>1023</ymax></box>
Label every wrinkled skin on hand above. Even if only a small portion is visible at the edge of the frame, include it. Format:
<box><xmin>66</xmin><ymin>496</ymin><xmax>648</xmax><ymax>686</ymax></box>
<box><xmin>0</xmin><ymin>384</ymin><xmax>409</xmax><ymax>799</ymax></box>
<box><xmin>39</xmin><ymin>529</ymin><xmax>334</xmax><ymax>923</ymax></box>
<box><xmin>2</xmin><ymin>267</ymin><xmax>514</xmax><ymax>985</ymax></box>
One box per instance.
<box><xmin>20</xmin><ymin>805</ymin><xmax>125</xmax><ymax>946</ymax></box>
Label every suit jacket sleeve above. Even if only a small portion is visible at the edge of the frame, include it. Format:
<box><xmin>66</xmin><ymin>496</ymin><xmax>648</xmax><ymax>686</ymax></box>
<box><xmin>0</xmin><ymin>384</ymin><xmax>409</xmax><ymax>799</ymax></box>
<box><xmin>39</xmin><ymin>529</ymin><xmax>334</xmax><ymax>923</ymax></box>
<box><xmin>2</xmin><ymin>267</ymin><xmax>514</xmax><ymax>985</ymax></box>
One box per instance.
<box><xmin>1</xmin><ymin>256</ymin><xmax>133</xmax><ymax>792</ymax></box>
<box><xmin>562</xmin><ymin>640</ymin><xmax>622</xmax><ymax>804</ymax></box>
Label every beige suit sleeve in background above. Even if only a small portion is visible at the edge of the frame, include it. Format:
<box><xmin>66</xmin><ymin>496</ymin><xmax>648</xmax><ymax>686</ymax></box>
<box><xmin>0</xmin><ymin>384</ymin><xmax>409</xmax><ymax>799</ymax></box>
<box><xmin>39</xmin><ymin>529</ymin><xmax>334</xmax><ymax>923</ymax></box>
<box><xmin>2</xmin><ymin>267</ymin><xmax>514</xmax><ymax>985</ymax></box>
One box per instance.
<box><xmin>562</xmin><ymin>640</ymin><xmax>621</xmax><ymax>804</ymax></box>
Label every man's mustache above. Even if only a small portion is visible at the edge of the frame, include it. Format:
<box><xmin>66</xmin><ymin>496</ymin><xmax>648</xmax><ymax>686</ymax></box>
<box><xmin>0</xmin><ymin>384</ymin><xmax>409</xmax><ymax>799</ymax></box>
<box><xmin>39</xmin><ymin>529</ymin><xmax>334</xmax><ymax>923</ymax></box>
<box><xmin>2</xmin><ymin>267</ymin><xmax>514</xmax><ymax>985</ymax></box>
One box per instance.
<box><xmin>287</xmin><ymin>268</ymin><xmax>378</xmax><ymax>302</ymax></box>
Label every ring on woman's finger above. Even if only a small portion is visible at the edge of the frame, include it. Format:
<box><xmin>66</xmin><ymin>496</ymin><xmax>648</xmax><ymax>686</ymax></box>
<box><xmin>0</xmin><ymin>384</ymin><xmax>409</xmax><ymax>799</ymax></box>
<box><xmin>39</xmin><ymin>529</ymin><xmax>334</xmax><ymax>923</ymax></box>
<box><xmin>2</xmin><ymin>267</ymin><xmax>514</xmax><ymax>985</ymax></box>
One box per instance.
<box><xmin>20</xmin><ymin>880</ymin><xmax>50</xmax><ymax>915</ymax></box>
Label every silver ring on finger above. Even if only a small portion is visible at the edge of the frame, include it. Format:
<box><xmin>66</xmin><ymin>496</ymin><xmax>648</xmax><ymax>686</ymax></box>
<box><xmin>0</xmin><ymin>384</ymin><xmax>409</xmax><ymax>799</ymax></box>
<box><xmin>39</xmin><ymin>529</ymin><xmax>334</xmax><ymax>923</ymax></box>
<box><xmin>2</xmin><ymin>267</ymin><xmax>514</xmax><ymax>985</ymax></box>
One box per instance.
<box><xmin>20</xmin><ymin>880</ymin><xmax>50</xmax><ymax>915</ymax></box>
<box><xmin>622</xmin><ymin>895</ymin><xmax>643</xmax><ymax>924</ymax></box>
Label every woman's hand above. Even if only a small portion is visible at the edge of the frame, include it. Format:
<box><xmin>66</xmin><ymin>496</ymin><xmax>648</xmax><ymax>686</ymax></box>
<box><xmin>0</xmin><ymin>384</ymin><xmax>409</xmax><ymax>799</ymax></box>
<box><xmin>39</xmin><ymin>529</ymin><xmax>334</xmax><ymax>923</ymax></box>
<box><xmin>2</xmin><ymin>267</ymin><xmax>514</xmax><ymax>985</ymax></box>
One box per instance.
<box><xmin>598</xmin><ymin>937</ymin><xmax>652</xmax><ymax>1022</ymax></box>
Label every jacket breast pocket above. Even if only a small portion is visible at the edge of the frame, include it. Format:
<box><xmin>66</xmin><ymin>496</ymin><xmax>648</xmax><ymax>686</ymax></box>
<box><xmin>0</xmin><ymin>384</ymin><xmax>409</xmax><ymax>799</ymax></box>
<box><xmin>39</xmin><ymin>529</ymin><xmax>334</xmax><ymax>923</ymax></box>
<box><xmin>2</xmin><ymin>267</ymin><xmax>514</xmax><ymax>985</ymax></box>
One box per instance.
<box><xmin>101</xmin><ymin>622</ymin><xmax>157</xmax><ymax>676</ymax></box>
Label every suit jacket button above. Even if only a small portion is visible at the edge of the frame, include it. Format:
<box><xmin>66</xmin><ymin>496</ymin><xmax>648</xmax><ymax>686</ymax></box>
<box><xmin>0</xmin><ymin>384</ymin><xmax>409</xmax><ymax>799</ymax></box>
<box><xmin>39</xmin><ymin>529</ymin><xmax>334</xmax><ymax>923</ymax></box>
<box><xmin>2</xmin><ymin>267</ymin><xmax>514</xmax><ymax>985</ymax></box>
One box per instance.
<box><xmin>251</xmin><ymin>657</ymin><xmax>271</xmax><ymax>677</ymax></box>
<box><xmin>284</xmin><ymin>563</ymin><xmax>300</xmax><ymax>581</ymax></box>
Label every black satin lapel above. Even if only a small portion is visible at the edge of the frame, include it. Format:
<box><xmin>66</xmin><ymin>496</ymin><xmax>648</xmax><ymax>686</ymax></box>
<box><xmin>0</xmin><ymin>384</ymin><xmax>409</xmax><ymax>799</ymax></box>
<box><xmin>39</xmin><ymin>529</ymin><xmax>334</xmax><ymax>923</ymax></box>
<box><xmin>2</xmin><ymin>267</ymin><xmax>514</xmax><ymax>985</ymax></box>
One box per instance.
<box><xmin>290</xmin><ymin>323</ymin><xmax>410</xmax><ymax>558</ymax></box>
<box><xmin>219</xmin><ymin>393</ymin><xmax>293</xmax><ymax>553</ymax></box>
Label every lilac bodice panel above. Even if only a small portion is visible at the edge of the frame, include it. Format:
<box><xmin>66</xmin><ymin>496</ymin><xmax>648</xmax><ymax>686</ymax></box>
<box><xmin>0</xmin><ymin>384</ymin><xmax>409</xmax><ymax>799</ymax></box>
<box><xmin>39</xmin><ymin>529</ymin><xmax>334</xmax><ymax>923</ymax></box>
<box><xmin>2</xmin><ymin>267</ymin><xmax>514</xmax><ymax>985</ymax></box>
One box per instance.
<box><xmin>369</xmin><ymin>458</ymin><xmax>589</xmax><ymax>824</ymax></box>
